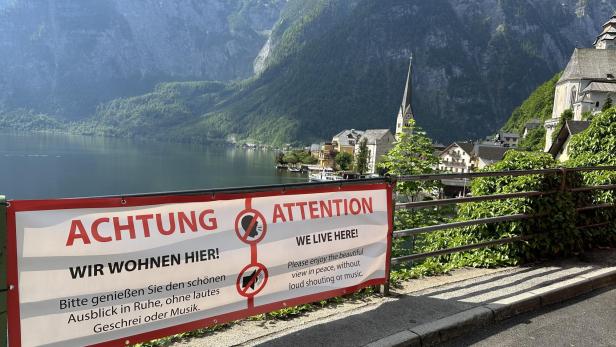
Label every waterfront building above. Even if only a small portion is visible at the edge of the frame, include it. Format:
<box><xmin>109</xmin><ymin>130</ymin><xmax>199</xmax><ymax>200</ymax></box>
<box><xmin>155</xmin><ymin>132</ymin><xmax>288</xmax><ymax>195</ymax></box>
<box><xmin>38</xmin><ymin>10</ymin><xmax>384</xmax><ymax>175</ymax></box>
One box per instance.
<box><xmin>332</xmin><ymin>129</ymin><xmax>364</xmax><ymax>155</ymax></box>
<box><xmin>355</xmin><ymin>129</ymin><xmax>395</xmax><ymax>174</ymax></box>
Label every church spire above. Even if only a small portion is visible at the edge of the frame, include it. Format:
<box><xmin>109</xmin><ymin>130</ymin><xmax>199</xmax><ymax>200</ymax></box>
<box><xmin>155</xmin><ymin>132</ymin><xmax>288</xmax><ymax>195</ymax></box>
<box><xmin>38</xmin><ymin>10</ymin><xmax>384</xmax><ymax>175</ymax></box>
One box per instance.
<box><xmin>396</xmin><ymin>55</ymin><xmax>415</xmax><ymax>136</ymax></box>
<box><xmin>401</xmin><ymin>54</ymin><xmax>414</xmax><ymax>116</ymax></box>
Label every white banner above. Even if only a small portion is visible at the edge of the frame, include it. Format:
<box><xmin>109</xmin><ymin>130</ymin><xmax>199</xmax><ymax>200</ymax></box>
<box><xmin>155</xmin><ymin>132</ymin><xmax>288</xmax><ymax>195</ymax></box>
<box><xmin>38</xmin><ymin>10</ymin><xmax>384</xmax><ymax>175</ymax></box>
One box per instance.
<box><xmin>8</xmin><ymin>184</ymin><xmax>391</xmax><ymax>347</ymax></box>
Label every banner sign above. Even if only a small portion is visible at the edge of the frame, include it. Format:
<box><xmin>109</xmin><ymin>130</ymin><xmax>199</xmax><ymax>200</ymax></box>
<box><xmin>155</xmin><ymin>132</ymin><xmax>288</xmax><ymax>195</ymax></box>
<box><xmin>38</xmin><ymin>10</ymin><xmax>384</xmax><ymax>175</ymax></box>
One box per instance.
<box><xmin>6</xmin><ymin>183</ymin><xmax>392</xmax><ymax>347</ymax></box>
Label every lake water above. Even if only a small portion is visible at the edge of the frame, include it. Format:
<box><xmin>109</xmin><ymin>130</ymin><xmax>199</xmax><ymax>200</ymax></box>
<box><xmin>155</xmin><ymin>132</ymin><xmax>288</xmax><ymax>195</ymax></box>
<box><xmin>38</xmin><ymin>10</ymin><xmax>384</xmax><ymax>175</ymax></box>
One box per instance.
<box><xmin>0</xmin><ymin>132</ymin><xmax>306</xmax><ymax>200</ymax></box>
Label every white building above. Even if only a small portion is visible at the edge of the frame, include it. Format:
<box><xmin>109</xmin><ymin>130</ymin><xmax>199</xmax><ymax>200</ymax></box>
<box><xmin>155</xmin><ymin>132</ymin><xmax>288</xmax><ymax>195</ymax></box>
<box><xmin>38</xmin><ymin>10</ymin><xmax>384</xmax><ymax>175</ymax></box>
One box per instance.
<box><xmin>355</xmin><ymin>129</ymin><xmax>395</xmax><ymax>174</ymax></box>
<box><xmin>545</xmin><ymin>14</ymin><xmax>616</xmax><ymax>151</ymax></box>
<box><xmin>438</xmin><ymin>142</ymin><xmax>475</xmax><ymax>173</ymax></box>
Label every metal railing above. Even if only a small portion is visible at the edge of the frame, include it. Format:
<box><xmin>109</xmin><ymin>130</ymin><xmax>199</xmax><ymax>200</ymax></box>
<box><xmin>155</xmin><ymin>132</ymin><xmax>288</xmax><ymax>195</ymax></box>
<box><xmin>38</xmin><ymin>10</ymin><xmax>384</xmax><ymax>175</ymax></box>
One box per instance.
<box><xmin>388</xmin><ymin>166</ymin><xmax>616</xmax><ymax>270</ymax></box>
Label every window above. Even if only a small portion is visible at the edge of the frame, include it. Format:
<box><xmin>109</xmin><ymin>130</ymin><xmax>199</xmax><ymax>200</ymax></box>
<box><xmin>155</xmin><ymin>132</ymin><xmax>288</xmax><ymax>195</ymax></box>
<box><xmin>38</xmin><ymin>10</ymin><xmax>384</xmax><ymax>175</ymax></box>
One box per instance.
<box><xmin>596</xmin><ymin>101</ymin><xmax>600</xmax><ymax>108</ymax></box>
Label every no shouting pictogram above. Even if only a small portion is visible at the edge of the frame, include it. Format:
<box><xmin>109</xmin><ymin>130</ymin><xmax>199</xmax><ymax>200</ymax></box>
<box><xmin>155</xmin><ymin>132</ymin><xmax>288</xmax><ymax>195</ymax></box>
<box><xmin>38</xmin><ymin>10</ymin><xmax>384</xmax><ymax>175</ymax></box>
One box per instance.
<box><xmin>236</xmin><ymin>263</ymin><xmax>268</xmax><ymax>297</ymax></box>
<box><xmin>234</xmin><ymin>208</ymin><xmax>267</xmax><ymax>244</ymax></box>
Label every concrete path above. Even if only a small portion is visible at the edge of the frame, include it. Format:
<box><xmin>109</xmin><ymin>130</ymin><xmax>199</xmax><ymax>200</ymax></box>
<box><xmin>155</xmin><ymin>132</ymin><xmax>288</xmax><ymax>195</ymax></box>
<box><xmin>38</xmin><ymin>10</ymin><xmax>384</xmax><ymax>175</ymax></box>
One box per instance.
<box><xmin>173</xmin><ymin>248</ymin><xmax>616</xmax><ymax>347</ymax></box>
<box><xmin>440</xmin><ymin>287</ymin><xmax>616</xmax><ymax>347</ymax></box>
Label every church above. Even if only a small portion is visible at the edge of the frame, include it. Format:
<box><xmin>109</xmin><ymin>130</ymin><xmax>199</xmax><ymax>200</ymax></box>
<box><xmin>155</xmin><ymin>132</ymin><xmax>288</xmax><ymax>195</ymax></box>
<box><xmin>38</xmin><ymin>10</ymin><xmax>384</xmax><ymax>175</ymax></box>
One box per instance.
<box><xmin>544</xmin><ymin>14</ymin><xmax>616</xmax><ymax>152</ymax></box>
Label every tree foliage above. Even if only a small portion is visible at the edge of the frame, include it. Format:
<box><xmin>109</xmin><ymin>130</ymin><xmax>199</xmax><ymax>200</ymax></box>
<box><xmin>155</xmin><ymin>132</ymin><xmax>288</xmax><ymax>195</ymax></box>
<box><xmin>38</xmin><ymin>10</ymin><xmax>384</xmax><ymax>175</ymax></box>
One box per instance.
<box><xmin>567</xmin><ymin>106</ymin><xmax>616</xmax><ymax>246</ymax></box>
<box><xmin>419</xmin><ymin>151</ymin><xmax>585</xmax><ymax>273</ymax></box>
<box><xmin>334</xmin><ymin>151</ymin><xmax>353</xmax><ymax>171</ymax></box>
<box><xmin>354</xmin><ymin>138</ymin><xmax>369</xmax><ymax>174</ymax></box>
<box><xmin>602</xmin><ymin>95</ymin><xmax>613</xmax><ymax>112</ymax></box>
<box><xmin>378</xmin><ymin>120</ymin><xmax>439</xmax><ymax>196</ymax></box>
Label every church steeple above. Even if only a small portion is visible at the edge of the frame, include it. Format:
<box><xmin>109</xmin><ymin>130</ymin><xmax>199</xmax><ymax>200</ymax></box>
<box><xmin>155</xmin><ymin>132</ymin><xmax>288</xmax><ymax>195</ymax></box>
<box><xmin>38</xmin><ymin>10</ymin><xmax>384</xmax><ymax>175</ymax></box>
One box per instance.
<box><xmin>593</xmin><ymin>13</ymin><xmax>616</xmax><ymax>49</ymax></box>
<box><xmin>396</xmin><ymin>55</ymin><xmax>415</xmax><ymax>136</ymax></box>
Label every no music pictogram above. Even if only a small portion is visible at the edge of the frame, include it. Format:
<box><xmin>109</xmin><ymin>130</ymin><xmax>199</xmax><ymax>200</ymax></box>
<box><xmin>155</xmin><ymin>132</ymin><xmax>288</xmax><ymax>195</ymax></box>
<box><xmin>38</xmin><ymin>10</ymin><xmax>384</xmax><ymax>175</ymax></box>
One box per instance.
<box><xmin>234</xmin><ymin>208</ymin><xmax>267</xmax><ymax>244</ymax></box>
<box><xmin>236</xmin><ymin>263</ymin><xmax>268</xmax><ymax>297</ymax></box>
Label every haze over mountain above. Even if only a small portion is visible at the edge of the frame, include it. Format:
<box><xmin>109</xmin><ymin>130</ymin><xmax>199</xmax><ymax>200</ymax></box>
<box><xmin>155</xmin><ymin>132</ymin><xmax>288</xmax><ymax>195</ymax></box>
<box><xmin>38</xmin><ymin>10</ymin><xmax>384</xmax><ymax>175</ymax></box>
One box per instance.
<box><xmin>1</xmin><ymin>0</ymin><xmax>615</xmax><ymax>145</ymax></box>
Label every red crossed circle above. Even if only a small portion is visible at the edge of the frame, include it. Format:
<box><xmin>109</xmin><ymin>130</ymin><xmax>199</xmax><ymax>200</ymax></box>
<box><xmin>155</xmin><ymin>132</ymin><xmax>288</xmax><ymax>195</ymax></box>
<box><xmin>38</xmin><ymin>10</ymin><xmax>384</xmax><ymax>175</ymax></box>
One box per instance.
<box><xmin>234</xmin><ymin>208</ymin><xmax>267</xmax><ymax>244</ymax></box>
<box><xmin>236</xmin><ymin>263</ymin><xmax>269</xmax><ymax>297</ymax></box>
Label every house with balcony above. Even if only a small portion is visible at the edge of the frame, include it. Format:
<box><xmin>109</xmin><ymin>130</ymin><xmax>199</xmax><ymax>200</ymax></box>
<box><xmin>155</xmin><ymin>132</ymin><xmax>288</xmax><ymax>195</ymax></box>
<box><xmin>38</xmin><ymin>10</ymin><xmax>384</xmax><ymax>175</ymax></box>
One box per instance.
<box><xmin>438</xmin><ymin>142</ymin><xmax>475</xmax><ymax>173</ymax></box>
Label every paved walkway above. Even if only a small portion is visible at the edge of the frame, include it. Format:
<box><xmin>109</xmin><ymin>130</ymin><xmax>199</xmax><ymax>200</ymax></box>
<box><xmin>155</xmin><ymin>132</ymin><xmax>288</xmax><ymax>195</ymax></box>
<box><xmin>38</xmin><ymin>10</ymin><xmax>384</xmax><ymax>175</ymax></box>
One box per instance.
<box><xmin>173</xmin><ymin>248</ymin><xmax>616</xmax><ymax>347</ymax></box>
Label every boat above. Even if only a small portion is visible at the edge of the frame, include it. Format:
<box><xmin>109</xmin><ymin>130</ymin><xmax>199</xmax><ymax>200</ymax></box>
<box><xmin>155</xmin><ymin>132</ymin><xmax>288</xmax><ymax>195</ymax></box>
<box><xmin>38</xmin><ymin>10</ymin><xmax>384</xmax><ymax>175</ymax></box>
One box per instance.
<box><xmin>309</xmin><ymin>169</ymin><xmax>343</xmax><ymax>182</ymax></box>
<box><xmin>288</xmin><ymin>167</ymin><xmax>302</xmax><ymax>173</ymax></box>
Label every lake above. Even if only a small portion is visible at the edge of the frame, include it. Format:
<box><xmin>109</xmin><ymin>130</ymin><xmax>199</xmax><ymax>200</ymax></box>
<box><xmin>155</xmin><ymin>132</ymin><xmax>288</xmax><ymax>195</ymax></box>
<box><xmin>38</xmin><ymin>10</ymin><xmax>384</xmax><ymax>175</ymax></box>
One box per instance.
<box><xmin>0</xmin><ymin>132</ymin><xmax>307</xmax><ymax>200</ymax></box>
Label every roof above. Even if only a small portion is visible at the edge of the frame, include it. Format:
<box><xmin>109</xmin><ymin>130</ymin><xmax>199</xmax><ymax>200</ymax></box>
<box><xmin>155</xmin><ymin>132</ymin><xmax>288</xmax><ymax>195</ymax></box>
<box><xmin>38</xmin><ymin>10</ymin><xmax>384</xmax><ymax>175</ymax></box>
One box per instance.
<box><xmin>441</xmin><ymin>141</ymin><xmax>474</xmax><ymax>156</ymax></box>
<box><xmin>559</xmin><ymin>48</ymin><xmax>616</xmax><ymax>83</ymax></box>
<box><xmin>582</xmin><ymin>81</ymin><xmax>616</xmax><ymax>94</ymax></box>
<box><xmin>332</xmin><ymin>129</ymin><xmax>364</xmax><ymax>146</ymax></box>
<box><xmin>524</xmin><ymin>119</ymin><xmax>542</xmax><ymax>129</ymax></box>
<box><xmin>602</xmin><ymin>15</ymin><xmax>616</xmax><ymax>28</ymax></box>
<box><xmin>548</xmin><ymin>120</ymin><xmax>591</xmax><ymax>156</ymax></box>
<box><xmin>473</xmin><ymin>145</ymin><xmax>510</xmax><ymax>162</ymax></box>
<box><xmin>499</xmin><ymin>131</ymin><xmax>519</xmax><ymax>139</ymax></box>
<box><xmin>359</xmin><ymin>129</ymin><xmax>392</xmax><ymax>143</ymax></box>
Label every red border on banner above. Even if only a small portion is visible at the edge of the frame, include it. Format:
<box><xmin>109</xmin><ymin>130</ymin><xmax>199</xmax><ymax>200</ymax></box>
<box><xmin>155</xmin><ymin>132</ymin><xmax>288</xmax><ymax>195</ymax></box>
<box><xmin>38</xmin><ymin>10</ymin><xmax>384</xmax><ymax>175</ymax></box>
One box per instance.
<box><xmin>6</xmin><ymin>183</ymin><xmax>393</xmax><ymax>347</ymax></box>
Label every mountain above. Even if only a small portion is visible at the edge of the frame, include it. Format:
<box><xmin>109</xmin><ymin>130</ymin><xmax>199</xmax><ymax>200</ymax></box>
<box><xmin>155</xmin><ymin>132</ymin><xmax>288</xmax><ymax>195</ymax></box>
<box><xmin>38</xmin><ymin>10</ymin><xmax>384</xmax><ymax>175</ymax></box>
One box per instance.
<box><xmin>0</xmin><ymin>0</ymin><xmax>287</xmax><ymax>119</ymax></box>
<box><xmin>501</xmin><ymin>73</ymin><xmax>560</xmax><ymax>151</ymax></box>
<box><xmin>2</xmin><ymin>0</ymin><xmax>616</xmax><ymax>145</ymax></box>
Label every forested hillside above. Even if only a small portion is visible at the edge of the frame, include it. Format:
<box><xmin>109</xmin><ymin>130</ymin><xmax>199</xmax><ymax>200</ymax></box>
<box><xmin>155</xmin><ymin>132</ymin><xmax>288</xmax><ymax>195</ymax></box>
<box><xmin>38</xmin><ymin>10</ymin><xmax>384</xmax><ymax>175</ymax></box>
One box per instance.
<box><xmin>2</xmin><ymin>0</ymin><xmax>616</xmax><ymax>145</ymax></box>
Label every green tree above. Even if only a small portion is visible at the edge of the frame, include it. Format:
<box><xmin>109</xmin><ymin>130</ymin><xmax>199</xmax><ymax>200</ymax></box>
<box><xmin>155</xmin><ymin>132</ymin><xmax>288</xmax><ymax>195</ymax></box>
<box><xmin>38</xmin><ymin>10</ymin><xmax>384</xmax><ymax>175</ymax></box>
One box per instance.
<box><xmin>378</xmin><ymin>120</ymin><xmax>439</xmax><ymax>196</ymax></box>
<box><xmin>567</xmin><ymin>107</ymin><xmax>616</xmax><ymax>247</ymax></box>
<box><xmin>602</xmin><ymin>95</ymin><xmax>613</xmax><ymax>112</ymax></box>
<box><xmin>283</xmin><ymin>152</ymin><xmax>299</xmax><ymax>165</ymax></box>
<box><xmin>275</xmin><ymin>152</ymin><xmax>285</xmax><ymax>165</ymax></box>
<box><xmin>335</xmin><ymin>151</ymin><xmax>353</xmax><ymax>171</ymax></box>
<box><xmin>355</xmin><ymin>138</ymin><xmax>369</xmax><ymax>174</ymax></box>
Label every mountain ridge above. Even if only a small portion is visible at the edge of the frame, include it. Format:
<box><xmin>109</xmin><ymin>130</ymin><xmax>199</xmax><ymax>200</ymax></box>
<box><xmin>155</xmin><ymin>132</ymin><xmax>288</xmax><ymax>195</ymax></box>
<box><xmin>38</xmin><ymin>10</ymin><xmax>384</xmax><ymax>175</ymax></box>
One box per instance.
<box><xmin>2</xmin><ymin>0</ymin><xmax>616</xmax><ymax>145</ymax></box>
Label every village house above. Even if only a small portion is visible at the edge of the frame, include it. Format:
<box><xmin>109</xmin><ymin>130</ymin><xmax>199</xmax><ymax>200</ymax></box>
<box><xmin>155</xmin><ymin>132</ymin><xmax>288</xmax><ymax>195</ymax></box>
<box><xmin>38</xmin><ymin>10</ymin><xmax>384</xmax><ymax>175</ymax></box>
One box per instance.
<box><xmin>439</xmin><ymin>142</ymin><xmax>475</xmax><ymax>173</ymax></box>
<box><xmin>545</xmin><ymin>14</ymin><xmax>616</xmax><ymax>152</ymax></box>
<box><xmin>317</xmin><ymin>142</ymin><xmax>336</xmax><ymax>168</ymax></box>
<box><xmin>548</xmin><ymin>120</ymin><xmax>591</xmax><ymax>162</ymax></box>
<box><xmin>355</xmin><ymin>129</ymin><xmax>395</xmax><ymax>174</ymax></box>
<box><xmin>522</xmin><ymin>119</ymin><xmax>542</xmax><ymax>138</ymax></box>
<box><xmin>472</xmin><ymin>143</ymin><xmax>511</xmax><ymax>169</ymax></box>
<box><xmin>495</xmin><ymin>131</ymin><xmax>519</xmax><ymax>147</ymax></box>
<box><xmin>332</xmin><ymin>129</ymin><xmax>364</xmax><ymax>154</ymax></box>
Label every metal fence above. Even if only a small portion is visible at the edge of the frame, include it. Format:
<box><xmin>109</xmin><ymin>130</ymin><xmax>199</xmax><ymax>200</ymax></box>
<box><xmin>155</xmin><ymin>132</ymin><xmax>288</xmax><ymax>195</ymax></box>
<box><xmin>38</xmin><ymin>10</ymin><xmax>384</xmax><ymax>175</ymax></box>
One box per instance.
<box><xmin>1</xmin><ymin>165</ymin><xmax>615</xmax><ymax>333</ymax></box>
<box><xmin>390</xmin><ymin>166</ymin><xmax>616</xmax><ymax>268</ymax></box>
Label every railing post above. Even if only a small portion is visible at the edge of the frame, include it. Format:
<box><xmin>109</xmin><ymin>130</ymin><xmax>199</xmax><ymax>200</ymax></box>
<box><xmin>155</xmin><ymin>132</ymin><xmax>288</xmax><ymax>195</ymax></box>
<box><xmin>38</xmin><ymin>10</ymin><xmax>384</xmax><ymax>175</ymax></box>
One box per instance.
<box><xmin>0</xmin><ymin>195</ymin><xmax>7</xmax><ymax>347</ymax></box>
<box><xmin>379</xmin><ymin>178</ymin><xmax>396</xmax><ymax>296</ymax></box>
<box><xmin>560</xmin><ymin>167</ymin><xmax>568</xmax><ymax>192</ymax></box>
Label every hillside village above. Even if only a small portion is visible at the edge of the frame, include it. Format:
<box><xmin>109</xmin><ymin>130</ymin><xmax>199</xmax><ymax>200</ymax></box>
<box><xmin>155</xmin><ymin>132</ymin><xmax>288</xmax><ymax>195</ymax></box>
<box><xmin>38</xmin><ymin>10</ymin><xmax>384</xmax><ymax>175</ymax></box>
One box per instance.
<box><xmin>278</xmin><ymin>13</ymin><xmax>616</xmax><ymax>187</ymax></box>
